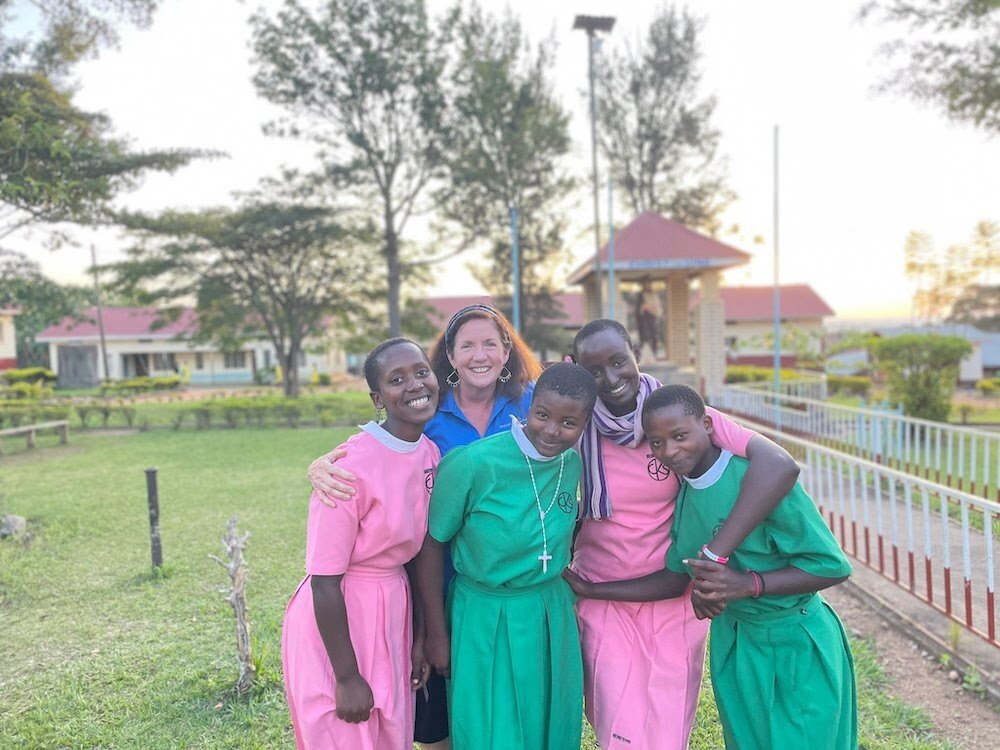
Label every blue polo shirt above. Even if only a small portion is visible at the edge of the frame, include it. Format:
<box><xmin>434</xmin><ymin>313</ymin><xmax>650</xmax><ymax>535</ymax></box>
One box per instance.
<box><xmin>425</xmin><ymin>383</ymin><xmax>535</xmax><ymax>456</ymax></box>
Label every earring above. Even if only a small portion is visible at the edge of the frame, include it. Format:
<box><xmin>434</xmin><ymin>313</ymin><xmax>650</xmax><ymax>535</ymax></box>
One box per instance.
<box><xmin>375</xmin><ymin>406</ymin><xmax>386</xmax><ymax>421</ymax></box>
<box><xmin>498</xmin><ymin>367</ymin><xmax>512</xmax><ymax>384</ymax></box>
<box><xmin>446</xmin><ymin>369</ymin><xmax>461</xmax><ymax>388</ymax></box>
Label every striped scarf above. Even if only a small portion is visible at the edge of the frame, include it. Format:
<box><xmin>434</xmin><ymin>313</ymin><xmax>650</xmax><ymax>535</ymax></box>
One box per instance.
<box><xmin>579</xmin><ymin>373</ymin><xmax>661</xmax><ymax>519</ymax></box>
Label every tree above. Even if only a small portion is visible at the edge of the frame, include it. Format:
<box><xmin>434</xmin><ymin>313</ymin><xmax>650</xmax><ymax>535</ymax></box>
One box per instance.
<box><xmin>0</xmin><ymin>72</ymin><xmax>195</xmax><ymax>242</ymax></box>
<box><xmin>0</xmin><ymin>249</ymin><xmax>92</xmax><ymax>365</ymax></box>
<box><xmin>436</xmin><ymin>3</ymin><xmax>575</xmax><ymax>357</ymax></box>
<box><xmin>872</xmin><ymin>333</ymin><xmax>971</xmax><ymax>421</ymax></box>
<box><xmin>860</xmin><ymin>0</ymin><xmax>1000</xmax><ymax>133</ymax></box>
<box><xmin>1</xmin><ymin>0</ymin><xmax>161</xmax><ymax>76</ymax></box>
<box><xmin>903</xmin><ymin>220</ymin><xmax>999</xmax><ymax>325</ymax></box>
<box><xmin>251</xmin><ymin>0</ymin><xmax>448</xmax><ymax>336</ymax></box>
<box><xmin>0</xmin><ymin>2</ymin><xmax>203</xmax><ymax>245</ymax></box>
<box><xmin>594</xmin><ymin>5</ymin><xmax>733</xmax><ymax>234</ymax></box>
<box><xmin>107</xmin><ymin>190</ymin><xmax>377</xmax><ymax>397</ymax></box>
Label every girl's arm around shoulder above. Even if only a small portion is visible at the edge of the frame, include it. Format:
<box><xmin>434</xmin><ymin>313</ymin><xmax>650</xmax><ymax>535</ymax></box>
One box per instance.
<box><xmin>310</xmin><ymin>575</ymin><xmax>375</xmax><ymax>723</ymax></box>
<box><xmin>562</xmin><ymin>566</ymin><xmax>690</xmax><ymax>602</ymax></box>
<box><xmin>705</xmin><ymin>407</ymin><xmax>800</xmax><ymax>558</ymax></box>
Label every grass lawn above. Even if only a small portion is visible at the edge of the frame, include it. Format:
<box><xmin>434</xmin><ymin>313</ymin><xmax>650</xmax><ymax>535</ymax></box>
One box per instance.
<box><xmin>1</xmin><ymin>431</ymin><xmax>958</xmax><ymax>748</ymax></box>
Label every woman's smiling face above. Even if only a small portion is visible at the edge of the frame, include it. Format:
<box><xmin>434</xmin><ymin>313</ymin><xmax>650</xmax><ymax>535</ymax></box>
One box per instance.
<box><xmin>446</xmin><ymin>317</ymin><xmax>511</xmax><ymax>392</ymax></box>
<box><xmin>575</xmin><ymin>327</ymin><xmax>640</xmax><ymax>416</ymax></box>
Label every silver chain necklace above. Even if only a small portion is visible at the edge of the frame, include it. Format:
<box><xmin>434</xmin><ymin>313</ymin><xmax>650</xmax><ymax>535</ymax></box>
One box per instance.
<box><xmin>524</xmin><ymin>452</ymin><xmax>565</xmax><ymax>573</ymax></box>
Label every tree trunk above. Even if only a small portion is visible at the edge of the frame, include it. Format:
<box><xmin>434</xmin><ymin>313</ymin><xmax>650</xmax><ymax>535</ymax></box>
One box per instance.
<box><xmin>385</xmin><ymin>202</ymin><xmax>401</xmax><ymax>337</ymax></box>
<box><xmin>283</xmin><ymin>348</ymin><xmax>299</xmax><ymax>399</ymax></box>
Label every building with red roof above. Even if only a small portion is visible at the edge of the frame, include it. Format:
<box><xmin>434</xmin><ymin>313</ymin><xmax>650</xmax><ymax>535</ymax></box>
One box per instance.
<box><xmin>36</xmin><ymin>307</ymin><xmax>347</xmax><ymax>388</ymax></box>
<box><xmin>0</xmin><ymin>307</ymin><xmax>20</xmax><ymax>370</ymax></box>
<box><xmin>689</xmin><ymin>284</ymin><xmax>835</xmax><ymax>366</ymax></box>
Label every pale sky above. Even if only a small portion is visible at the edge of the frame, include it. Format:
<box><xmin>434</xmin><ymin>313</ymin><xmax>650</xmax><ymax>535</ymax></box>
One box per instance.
<box><xmin>8</xmin><ymin>0</ymin><xmax>1000</xmax><ymax>321</ymax></box>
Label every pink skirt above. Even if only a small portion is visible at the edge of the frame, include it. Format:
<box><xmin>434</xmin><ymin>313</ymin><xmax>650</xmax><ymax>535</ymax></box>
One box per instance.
<box><xmin>576</xmin><ymin>592</ymin><xmax>708</xmax><ymax>750</ymax></box>
<box><xmin>282</xmin><ymin>568</ymin><xmax>415</xmax><ymax>750</ymax></box>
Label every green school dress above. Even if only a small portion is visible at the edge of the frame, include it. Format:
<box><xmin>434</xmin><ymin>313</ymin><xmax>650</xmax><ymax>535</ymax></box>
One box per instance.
<box><xmin>429</xmin><ymin>429</ymin><xmax>583</xmax><ymax>750</ymax></box>
<box><xmin>666</xmin><ymin>451</ymin><xmax>857</xmax><ymax>750</ymax></box>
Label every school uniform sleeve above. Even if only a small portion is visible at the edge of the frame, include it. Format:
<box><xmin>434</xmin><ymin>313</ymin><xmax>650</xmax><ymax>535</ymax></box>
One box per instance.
<box><xmin>304</xmin><ymin>480</ymin><xmax>368</xmax><ymax>575</ymax></box>
<box><xmin>707</xmin><ymin>406</ymin><xmax>755</xmax><ymax>457</ymax></box>
<box><xmin>765</xmin><ymin>484</ymin><xmax>853</xmax><ymax>579</ymax></box>
<box><xmin>428</xmin><ymin>443</ymin><xmax>474</xmax><ymax>543</ymax></box>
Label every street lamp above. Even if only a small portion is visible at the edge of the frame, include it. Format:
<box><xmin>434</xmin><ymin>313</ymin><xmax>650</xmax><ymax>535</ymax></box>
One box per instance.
<box><xmin>573</xmin><ymin>14</ymin><xmax>615</xmax><ymax>318</ymax></box>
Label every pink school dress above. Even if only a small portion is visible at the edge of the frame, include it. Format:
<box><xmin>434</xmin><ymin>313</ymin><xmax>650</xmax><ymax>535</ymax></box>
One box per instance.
<box><xmin>282</xmin><ymin>423</ymin><xmax>440</xmax><ymax>750</ymax></box>
<box><xmin>572</xmin><ymin>407</ymin><xmax>753</xmax><ymax>750</ymax></box>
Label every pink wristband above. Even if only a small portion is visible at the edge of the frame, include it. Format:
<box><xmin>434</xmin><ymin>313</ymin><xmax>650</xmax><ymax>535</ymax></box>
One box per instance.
<box><xmin>701</xmin><ymin>544</ymin><xmax>729</xmax><ymax>565</ymax></box>
<box><xmin>749</xmin><ymin>570</ymin><xmax>762</xmax><ymax>599</ymax></box>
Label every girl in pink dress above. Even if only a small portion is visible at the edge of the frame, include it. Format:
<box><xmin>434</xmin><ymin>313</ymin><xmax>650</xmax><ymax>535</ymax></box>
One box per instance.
<box><xmin>569</xmin><ymin>320</ymin><xmax>800</xmax><ymax>750</ymax></box>
<box><xmin>282</xmin><ymin>338</ymin><xmax>441</xmax><ymax>750</ymax></box>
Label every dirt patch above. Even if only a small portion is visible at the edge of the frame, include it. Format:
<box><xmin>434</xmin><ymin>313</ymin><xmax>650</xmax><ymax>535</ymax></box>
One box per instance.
<box><xmin>824</xmin><ymin>586</ymin><xmax>1000</xmax><ymax>750</ymax></box>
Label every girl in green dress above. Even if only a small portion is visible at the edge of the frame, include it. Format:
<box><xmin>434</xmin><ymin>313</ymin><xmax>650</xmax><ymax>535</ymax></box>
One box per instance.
<box><xmin>413</xmin><ymin>363</ymin><xmax>598</xmax><ymax>750</ymax></box>
<box><xmin>564</xmin><ymin>384</ymin><xmax>857</xmax><ymax>750</ymax></box>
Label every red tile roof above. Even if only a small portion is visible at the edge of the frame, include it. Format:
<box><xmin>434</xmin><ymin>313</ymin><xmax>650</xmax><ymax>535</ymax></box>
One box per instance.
<box><xmin>569</xmin><ymin>211</ymin><xmax>750</xmax><ymax>282</ymax></box>
<box><xmin>36</xmin><ymin>307</ymin><xmax>199</xmax><ymax>340</ymax></box>
<box><xmin>425</xmin><ymin>293</ymin><xmax>586</xmax><ymax>328</ymax></box>
<box><xmin>691</xmin><ymin>284</ymin><xmax>834</xmax><ymax>321</ymax></box>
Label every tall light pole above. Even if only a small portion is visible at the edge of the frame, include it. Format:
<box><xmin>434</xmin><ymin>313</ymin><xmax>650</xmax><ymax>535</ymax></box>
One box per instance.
<box><xmin>573</xmin><ymin>14</ymin><xmax>615</xmax><ymax>318</ymax></box>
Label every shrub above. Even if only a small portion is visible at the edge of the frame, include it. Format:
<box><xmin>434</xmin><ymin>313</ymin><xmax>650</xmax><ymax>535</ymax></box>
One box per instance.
<box><xmin>0</xmin><ymin>382</ymin><xmax>53</xmax><ymax>400</ymax></box>
<box><xmin>872</xmin><ymin>334</ymin><xmax>971</xmax><ymax>422</ymax></box>
<box><xmin>975</xmin><ymin>378</ymin><xmax>999</xmax><ymax>397</ymax></box>
<box><xmin>99</xmin><ymin>375</ymin><xmax>181</xmax><ymax>396</ymax></box>
<box><xmin>828</xmin><ymin>375</ymin><xmax>872</xmax><ymax>398</ymax></box>
<box><xmin>2</xmin><ymin>367</ymin><xmax>57</xmax><ymax>385</ymax></box>
<box><xmin>318</xmin><ymin>373</ymin><xmax>332</xmax><ymax>386</ymax></box>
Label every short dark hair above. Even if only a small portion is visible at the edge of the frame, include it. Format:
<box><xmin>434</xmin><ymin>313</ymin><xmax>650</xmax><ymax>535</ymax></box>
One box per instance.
<box><xmin>363</xmin><ymin>337</ymin><xmax>426</xmax><ymax>391</ymax></box>
<box><xmin>573</xmin><ymin>318</ymin><xmax>633</xmax><ymax>358</ymax></box>
<box><xmin>534</xmin><ymin>362</ymin><xmax>598</xmax><ymax>412</ymax></box>
<box><xmin>641</xmin><ymin>384</ymin><xmax>706</xmax><ymax>422</ymax></box>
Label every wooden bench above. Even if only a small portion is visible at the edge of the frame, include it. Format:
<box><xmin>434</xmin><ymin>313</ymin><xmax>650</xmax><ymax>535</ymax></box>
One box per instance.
<box><xmin>0</xmin><ymin>420</ymin><xmax>69</xmax><ymax>454</ymax></box>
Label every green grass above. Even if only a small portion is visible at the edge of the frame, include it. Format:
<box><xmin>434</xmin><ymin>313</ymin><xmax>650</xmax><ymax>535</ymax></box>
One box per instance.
<box><xmin>0</xmin><ymin>431</ymin><xmax>963</xmax><ymax>748</ymax></box>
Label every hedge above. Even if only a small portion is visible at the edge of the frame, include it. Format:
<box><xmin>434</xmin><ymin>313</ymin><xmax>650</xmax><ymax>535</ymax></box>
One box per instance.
<box><xmin>1</xmin><ymin>367</ymin><xmax>57</xmax><ymax>385</ymax></box>
<box><xmin>725</xmin><ymin>365</ymin><xmax>804</xmax><ymax>383</ymax></box>
<box><xmin>975</xmin><ymin>378</ymin><xmax>1000</xmax><ymax>397</ymax></box>
<box><xmin>827</xmin><ymin>375</ymin><xmax>872</xmax><ymax>398</ymax></box>
<box><xmin>99</xmin><ymin>375</ymin><xmax>181</xmax><ymax>396</ymax></box>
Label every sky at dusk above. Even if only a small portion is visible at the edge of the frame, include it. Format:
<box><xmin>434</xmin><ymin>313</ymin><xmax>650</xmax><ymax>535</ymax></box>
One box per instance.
<box><xmin>8</xmin><ymin>0</ymin><xmax>999</xmax><ymax>321</ymax></box>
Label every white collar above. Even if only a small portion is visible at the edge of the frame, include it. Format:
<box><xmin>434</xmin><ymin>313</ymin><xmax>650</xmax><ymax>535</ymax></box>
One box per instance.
<box><xmin>510</xmin><ymin>415</ymin><xmax>559</xmax><ymax>462</ymax></box>
<box><xmin>360</xmin><ymin>421</ymin><xmax>423</xmax><ymax>453</ymax></box>
<box><xmin>684</xmin><ymin>449</ymin><xmax>733</xmax><ymax>489</ymax></box>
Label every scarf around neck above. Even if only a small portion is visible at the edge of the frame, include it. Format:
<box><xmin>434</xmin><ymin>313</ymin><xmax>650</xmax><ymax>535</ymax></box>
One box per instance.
<box><xmin>579</xmin><ymin>372</ymin><xmax>661</xmax><ymax>519</ymax></box>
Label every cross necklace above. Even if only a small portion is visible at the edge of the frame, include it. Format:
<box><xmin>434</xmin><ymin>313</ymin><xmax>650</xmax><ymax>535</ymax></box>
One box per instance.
<box><xmin>524</xmin><ymin>452</ymin><xmax>565</xmax><ymax>573</ymax></box>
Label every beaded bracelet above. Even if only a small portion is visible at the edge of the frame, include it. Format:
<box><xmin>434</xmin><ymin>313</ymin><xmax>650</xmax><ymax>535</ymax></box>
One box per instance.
<box><xmin>749</xmin><ymin>570</ymin><xmax>763</xmax><ymax>599</ymax></box>
<box><xmin>701</xmin><ymin>544</ymin><xmax>730</xmax><ymax>565</ymax></box>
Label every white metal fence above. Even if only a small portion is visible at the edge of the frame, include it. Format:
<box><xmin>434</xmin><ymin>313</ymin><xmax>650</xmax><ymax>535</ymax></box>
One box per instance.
<box><xmin>712</xmin><ymin>384</ymin><xmax>1000</xmax><ymax>502</ymax></box>
<box><xmin>738</xmin><ymin>420</ymin><xmax>999</xmax><ymax>648</ymax></box>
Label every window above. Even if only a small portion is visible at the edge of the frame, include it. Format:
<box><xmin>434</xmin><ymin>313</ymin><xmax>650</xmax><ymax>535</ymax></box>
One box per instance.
<box><xmin>298</xmin><ymin>350</ymin><xmax>307</xmax><ymax>366</ymax></box>
<box><xmin>224</xmin><ymin>351</ymin><xmax>246</xmax><ymax>369</ymax></box>
<box><xmin>153</xmin><ymin>353</ymin><xmax>177</xmax><ymax>371</ymax></box>
<box><xmin>195</xmin><ymin>352</ymin><xmax>204</xmax><ymax>370</ymax></box>
<box><xmin>264</xmin><ymin>350</ymin><xmax>271</xmax><ymax>368</ymax></box>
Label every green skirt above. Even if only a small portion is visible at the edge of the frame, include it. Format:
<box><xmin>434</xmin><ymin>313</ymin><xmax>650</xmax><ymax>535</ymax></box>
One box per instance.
<box><xmin>710</xmin><ymin>593</ymin><xmax>857</xmax><ymax>750</ymax></box>
<box><xmin>446</xmin><ymin>574</ymin><xmax>583</xmax><ymax>750</ymax></box>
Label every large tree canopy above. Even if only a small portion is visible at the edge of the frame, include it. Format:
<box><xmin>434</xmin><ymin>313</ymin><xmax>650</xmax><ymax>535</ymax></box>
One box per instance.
<box><xmin>0</xmin><ymin>72</ymin><xmax>194</xmax><ymax>240</ymax></box>
<box><xmin>438</xmin><ymin>3</ymin><xmax>574</xmax><ymax>355</ymax></box>
<box><xmin>251</xmin><ymin>0</ymin><xmax>448</xmax><ymax>336</ymax></box>
<box><xmin>0</xmin><ymin>1</ymin><xmax>203</xmax><ymax>244</ymax></box>
<box><xmin>108</xmin><ymin>188</ymin><xmax>378</xmax><ymax>397</ymax></box>
<box><xmin>861</xmin><ymin>0</ymin><xmax>1000</xmax><ymax>133</ymax></box>
<box><xmin>595</xmin><ymin>4</ymin><xmax>733</xmax><ymax>234</ymax></box>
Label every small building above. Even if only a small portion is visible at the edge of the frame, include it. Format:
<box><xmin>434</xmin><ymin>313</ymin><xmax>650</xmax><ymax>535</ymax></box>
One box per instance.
<box><xmin>690</xmin><ymin>284</ymin><xmax>835</xmax><ymax>367</ymax></box>
<box><xmin>35</xmin><ymin>307</ymin><xmax>346</xmax><ymax>389</ymax></box>
<box><xmin>0</xmin><ymin>307</ymin><xmax>19</xmax><ymax>370</ymax></box>
<box><xmin>568</xmin><ymin>211</ymin><xmax>751</xmax><ymax>395</ymax></box>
